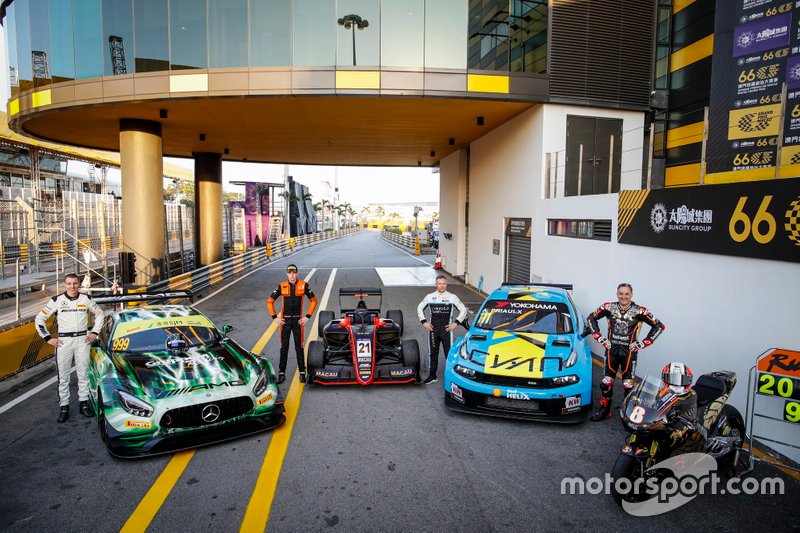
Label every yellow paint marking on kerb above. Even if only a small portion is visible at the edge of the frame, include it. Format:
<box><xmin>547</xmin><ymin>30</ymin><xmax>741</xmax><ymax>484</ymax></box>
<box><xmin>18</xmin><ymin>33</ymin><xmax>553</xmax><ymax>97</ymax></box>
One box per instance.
<box><xmin>240</xmin><ymin>268</ymin><xmax>337</xmax><ymax>532</ymax></box>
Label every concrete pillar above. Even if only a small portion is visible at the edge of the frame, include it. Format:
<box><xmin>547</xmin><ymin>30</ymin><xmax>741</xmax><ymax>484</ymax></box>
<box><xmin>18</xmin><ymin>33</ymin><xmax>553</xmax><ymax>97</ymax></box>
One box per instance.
<box><xmin>120</xmin><ymin>119</ymin><xmax>165</xmax><ymax>285</ymax></box>
<box><xmin>193</xmin><ymin>152</ymin><xmax>223</xmax><ymax>267</ymax></box>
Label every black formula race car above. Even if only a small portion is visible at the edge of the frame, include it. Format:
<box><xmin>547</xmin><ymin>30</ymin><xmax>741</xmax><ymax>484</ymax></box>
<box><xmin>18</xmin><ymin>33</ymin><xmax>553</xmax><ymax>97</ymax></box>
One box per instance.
<box><xmin>307</xmin><ymin>288</ymin><xmax>420</xmax><ymax>386</ymax></box>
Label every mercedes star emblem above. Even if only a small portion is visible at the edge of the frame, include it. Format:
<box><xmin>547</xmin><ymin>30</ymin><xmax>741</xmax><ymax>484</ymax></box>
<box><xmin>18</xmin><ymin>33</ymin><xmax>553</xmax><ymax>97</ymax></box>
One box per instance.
<box><xmin>201</xmin><ymin>404</ymin><xmax>221</xmax><ymax>423</ymax></box>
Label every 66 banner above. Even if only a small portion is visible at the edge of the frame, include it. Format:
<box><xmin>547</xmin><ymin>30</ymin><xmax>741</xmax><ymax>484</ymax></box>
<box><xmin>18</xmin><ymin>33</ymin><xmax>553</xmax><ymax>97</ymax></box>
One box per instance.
<box><xmin>617</xmin><ymin>178</ymin><xmax>800</xmax><ymax>263</ymax></box>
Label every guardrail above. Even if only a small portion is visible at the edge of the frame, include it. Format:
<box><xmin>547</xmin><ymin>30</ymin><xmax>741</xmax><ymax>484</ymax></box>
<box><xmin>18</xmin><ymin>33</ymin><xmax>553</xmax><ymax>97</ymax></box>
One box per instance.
<box><xmin>380</xmin><ymin>228</ymin><xmax>425</xmax><ymax>255</ymax></box>
<box><xmin>148</xmin><ymin>227</ymin><xmax>359</xmax><ymax>295</ymax></box>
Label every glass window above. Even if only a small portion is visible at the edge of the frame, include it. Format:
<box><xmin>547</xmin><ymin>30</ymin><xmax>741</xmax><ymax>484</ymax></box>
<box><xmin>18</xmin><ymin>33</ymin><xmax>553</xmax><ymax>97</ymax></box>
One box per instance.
<box><xmin>134</xmin><ymin>0</ymin><xmax>169</xmax><ymax>73</ymax></box>
<box><xmin>380</xmin><ymin>0</ymin><xmax>423</xmax><ymax>67</ymax></box>
<box><xmin>74</xmin><ymin>0</ymin><xmax>104</xmax><ymax>79</ymax></box>
<box><xmin>170</xmin><ymin>0</ymin><xmax>208</xmax><ymax>70</ymax></box>
<box><xmin>14</xmin><ymin>0</ymin><xmax>33</xmax><ymax>92</ymax></box>
<box><xmin>6</xmin><ymin>2</ymin><xmax>20</xmax><ymax>97</ymax></box>
<box><xmin>336</xmin><ymin>0</ymin><xmax>379</xmax><ymax>67</ymax></box>
<box><xmin>29</xmin><ymin>0</ymin><xmax>51</xmax><ymax>87</ymax></box>
<box><xmin>294</xmin><ymin>0</ymin><xmax>335</xmax><ymax>67</ymax></box>
<box><xmin>425</xmin><ymin>0</ymin><xmax>467</xmax><ymax>69</ymax></box>
<box><xmin>509</xmin><ymin>0</ymin><xmax>547</xmax><ymax>73</ymax></box>
<box><xmin>209</xmin><ymin>0</ymin><xmax>247</xmax><ymax>68</ymax></box>
<box><xmin>49</xmin><ymin>0</ymin><xmax>75</xmax><ymax>82</ymax></box>
<box><xmin>250</xmin><ymin>0</ymin><xmax>290</xmax><ymax>67</ymax></box>
<box><xmin>103</xmin><ymin>0</ymin><xmax>135</xmax><ymax>75</ymax></box>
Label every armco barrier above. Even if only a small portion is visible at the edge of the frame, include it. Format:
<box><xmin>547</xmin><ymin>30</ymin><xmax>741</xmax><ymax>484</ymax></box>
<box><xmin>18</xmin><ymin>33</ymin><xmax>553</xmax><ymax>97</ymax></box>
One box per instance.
<box><xmin>0</xmin><ymin>228</ymin><xmax>359</xmax><ymax>380</ymax></box>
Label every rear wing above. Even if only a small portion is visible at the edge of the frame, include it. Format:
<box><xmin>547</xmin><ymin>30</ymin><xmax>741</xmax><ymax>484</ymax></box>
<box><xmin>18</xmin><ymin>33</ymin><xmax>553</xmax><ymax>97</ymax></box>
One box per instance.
<box><xmin>92</xmin><ymin>290</ymin><xmax>193</xmax><ymax>305</ymax></box>
<box><xmin>338</xmin><ymin>287</ymin><xmax>382</xmax><ymax>312</ymax></box>
<box><xmin>500</xmin><ymin>282</ymin><xmax>573</xmax><ymax>291</ymax></box>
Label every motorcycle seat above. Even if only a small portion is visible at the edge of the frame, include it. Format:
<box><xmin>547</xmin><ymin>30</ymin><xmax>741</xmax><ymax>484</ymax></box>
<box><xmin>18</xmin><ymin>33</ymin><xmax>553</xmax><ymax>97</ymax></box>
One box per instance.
<box><xmin>695</xmin><ymin>374</ymin><xmax>726</xmax><ymax>407</ymax></box>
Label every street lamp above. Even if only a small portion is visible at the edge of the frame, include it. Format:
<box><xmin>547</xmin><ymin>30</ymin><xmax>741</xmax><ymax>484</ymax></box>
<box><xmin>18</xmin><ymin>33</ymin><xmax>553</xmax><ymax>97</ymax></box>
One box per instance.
<box><xmin>337</xmin><ymin>14</ymin><xmax>369</xmax><ymax>66</ymax></box>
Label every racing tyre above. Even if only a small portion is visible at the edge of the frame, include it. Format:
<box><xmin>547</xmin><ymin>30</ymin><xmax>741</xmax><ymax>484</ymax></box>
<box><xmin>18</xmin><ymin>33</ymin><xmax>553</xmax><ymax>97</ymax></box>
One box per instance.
<box><xmin>401</xmin><ymin>339</ymin><xmax>420</xmax><ymax>381</ymax></box>
<box><xmin>97</xmin><ymin>390</ymin><xmax>110</xmax><ymax>444</ymax></box>
<box><xmin>387</xmin><ymin>309</ymin><xmax>403</xmax><ymax>335</ymax></box>
<box><xmin>610</xmin><ymin>453</ymin><xmax>646</xmax><ymax>507</ymax></box>
<box><xmin>714</xmin><ymin>405</ymin><xmax>746</xmax><ymax>475</ymax></box>
<box><xmin>306</xmin><ymin>340</ymin><xmax>325</xmax><ymax>386</ymax></box>
<box><xmin>318</xmin><ymin>311</ymin><xmax>335</xmax><ymax>338</ymax></box>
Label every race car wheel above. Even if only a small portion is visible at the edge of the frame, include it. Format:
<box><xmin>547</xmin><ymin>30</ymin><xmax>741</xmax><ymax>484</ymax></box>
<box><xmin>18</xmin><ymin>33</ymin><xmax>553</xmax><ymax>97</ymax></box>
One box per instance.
<box><xmin>307</xmin><ymin>340</ymin><xmax>325</xmax><ymax>386</ymax></box>
<box><xmin>387</xmin><ymin>309</ymin><xmax>403</xmax><ymax>335</ymax></box>
<box><xmin>318</xmin><ymin>311</ymin><xmax>335</xmax><ymax>338</ymax></box>
<box><xmin>401</xmin><ymin>339</ymin><xmax>420</xmax><ymax>380</ymax></box>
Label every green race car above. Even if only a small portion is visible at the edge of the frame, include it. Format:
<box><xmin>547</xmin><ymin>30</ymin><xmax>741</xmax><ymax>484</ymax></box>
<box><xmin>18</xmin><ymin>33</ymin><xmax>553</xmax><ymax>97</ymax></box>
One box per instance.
<box><xmin>88</xmin><ymin>293</ymin><xmax>284</xmax><ymax>458</ymax></box>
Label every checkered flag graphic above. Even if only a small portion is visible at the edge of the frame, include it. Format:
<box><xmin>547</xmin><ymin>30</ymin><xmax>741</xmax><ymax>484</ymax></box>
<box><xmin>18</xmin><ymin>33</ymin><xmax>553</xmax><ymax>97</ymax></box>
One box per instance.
<box><xmin>786</xmin><ymin>198</ymin><xmax>800</xmax><ymax>247</ymax></box>
<box><xmin>738</xmin><ymin>112</ymin><xmax>771</xmax><ymax>133</ymax></box>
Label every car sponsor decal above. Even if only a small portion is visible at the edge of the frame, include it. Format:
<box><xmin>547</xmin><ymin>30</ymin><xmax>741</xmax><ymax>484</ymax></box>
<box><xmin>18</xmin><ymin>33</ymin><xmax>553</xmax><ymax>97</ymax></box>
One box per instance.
<box><xmin>390</xmin><ymin>368</ymin><xmax>414</xmax><ymax>377</ymax></box>
<box><xmin>482</xmin><ymin>335</ymin><xmax>547</xmax><ymax>378</ymax></box>
<box><xmin>505</xmin><ymin>389</ymin><xmax>531</xmax><ymax>400</ymax></box>
<box><xmin>125</xmin><ymin>419</ymin><xmax>152</xmax><ymax>429</ymax></box>
<box><xmin>113</xmin><ymin>316</ymin><xmax>213</xmax><ymax>340</ymax></box>
<box><xmin>565</xmin><ymin>395</ymin><xmax>581</xmax><ymax>408</ymax></box>
<box><xmin>145</xmin><ymin>352</ymin><xmax>225</xmax><ymax>368</ymax></box>
<box><xmin>315</xmin><ymin>370</ymin><xmax>340</xmax><ymax>378</ymax></box>
<box><xmin>450</xmin><ymin>383</ymin><xmax>465</xmax><ymax>403</ymax></box>
<box><xmin>257</xmin><ymin>391</ymin><xmax>275</xmax><ymax>406</ymax></box>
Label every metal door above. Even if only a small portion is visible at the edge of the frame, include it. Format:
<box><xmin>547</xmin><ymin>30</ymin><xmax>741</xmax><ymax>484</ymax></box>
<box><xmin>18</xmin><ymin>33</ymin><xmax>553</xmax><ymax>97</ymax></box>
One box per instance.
<box><xmin>565</xmin><ymin>116</ymin><xmax>623</xmax><ymax>195</ymax></box>
<box><xmin>505</xmin><ymin>234</ymin><xmax>531</xmax><ymax>283</ymax></box>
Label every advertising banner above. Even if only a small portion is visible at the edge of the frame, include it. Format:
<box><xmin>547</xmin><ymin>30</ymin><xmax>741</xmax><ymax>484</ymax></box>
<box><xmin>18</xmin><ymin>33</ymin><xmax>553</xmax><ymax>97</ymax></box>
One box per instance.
<box><xmin>707</xmin><ymin>1</ymin><xmax>798</xmax><ymax>175</ymax></box>
<box><xmin>617</xmin><ymin>177</ymin><xmax>800</xmax><ymax>263</ymax></box>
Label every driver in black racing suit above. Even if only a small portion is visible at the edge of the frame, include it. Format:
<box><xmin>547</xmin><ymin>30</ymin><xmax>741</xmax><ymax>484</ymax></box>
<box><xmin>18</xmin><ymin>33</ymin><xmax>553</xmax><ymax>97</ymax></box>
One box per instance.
<box><xmin>417</xmin><ymin>275</ymin><xmax>468</xmax><ymax>384</ymax></box>
<box><xmin>587</xmin><ymin>283</ymin><xmax>665</xmax><ymax>421</ymax></box>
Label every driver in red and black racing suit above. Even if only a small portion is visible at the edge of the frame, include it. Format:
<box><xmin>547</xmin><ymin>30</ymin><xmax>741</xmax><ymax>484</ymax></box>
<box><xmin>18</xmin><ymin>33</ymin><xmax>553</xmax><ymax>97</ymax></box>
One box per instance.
<box><xmin>587</xmin><ymin>283</ymin><xmax>665</xmax><ymax>421</ymax></box>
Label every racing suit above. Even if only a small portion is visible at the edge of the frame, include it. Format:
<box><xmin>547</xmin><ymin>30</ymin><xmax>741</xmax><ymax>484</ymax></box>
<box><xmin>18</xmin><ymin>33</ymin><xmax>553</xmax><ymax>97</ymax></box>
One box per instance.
<box><xmin>417</xmin><ymin>291</ymin><xmax>468</xmax><ymax>377</ymax></box>
<box><xmin>588</xmin><ymin>301</ymin><xmax>665</xmax><ymax>406</ymax></box>
<box><xmin>268</xmin><ymin>280</ymin><xmax>318</xmax><ymax>373</ymax></box>
<box><xmin>35</xmin><ymin>292</ymin><xmax>105</xmax><ymax>407</ymax></box>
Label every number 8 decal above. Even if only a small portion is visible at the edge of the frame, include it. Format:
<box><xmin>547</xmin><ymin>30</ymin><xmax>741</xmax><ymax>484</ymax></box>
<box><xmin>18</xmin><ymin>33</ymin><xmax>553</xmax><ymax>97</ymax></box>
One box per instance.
<box><xmin>630</xmin><ymin>406</ymin><xmax>646</xmax><ymax>423</ymax></box>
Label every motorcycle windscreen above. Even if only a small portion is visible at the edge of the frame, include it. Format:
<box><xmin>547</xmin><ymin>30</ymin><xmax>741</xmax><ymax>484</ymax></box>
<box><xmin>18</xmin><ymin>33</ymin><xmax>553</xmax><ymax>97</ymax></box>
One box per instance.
<box><xmin>622</xmin><ymin>375</ymin><xmax>678</xmax><ymax>424</ymax></box>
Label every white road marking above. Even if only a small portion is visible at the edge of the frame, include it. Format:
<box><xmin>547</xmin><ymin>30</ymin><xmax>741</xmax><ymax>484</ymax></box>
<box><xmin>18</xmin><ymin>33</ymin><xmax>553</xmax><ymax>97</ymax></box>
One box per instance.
<box><xmin>0</xmin><ymin>366</ymin><xmax>75</xmax><ymax>415</ymax></box>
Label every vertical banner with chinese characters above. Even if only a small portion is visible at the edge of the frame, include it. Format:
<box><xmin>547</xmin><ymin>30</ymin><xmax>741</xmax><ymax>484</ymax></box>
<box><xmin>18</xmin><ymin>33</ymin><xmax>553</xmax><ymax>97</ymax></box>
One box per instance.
<box><xmin>707</xmin><ymin>1</ymin><xmax>796</xmax><ymax>177</ymax></box>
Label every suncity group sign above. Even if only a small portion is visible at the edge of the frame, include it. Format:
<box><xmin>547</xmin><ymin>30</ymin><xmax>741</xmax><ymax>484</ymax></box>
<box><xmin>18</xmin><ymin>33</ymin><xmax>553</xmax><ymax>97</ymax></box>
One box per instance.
<box><xmin>617</xmin><ymin>177</ymin><xmax>800</xmax><ymax>263</ymax></box>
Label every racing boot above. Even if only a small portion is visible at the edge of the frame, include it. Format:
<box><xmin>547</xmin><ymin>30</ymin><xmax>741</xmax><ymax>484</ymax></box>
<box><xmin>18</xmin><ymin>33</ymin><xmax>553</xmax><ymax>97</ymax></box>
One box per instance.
<box><xmin>423</xmin><ymin>374</ymin><xmax>438</xmax><ymax>385</ymax></box>
<box><xmin>276</xmin><ymin>372</ymin><xmax>286</xmax><ymax>384</ymax></box>
<box><xmin>299</xmin><ymin>371</ymin><xmax>306</xmax><ymax>383</ymax></box>
<box><xmin>57</xmin><ymin>405</ymin><xmax>69</xmax><ymax>423</ymax></box>
<box><xmin>590</xmin><ymin>398</ymin><xmax>612</xmax><ymax>422</ymax></box>
<box><xmin>80</xmin><ymin>400</ymin><xmax>94</xmax><ymax>418</ymax></box>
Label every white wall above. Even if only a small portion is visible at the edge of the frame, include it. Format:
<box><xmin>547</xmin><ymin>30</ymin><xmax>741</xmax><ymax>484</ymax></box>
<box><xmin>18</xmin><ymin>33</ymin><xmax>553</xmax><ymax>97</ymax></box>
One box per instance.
<box><xmin>439</xmin><ymin>150</ymin><xmax>467</xmax><ymax>277</ymax></box>
<box><xmin>458</xmin><ymin>102</ymin><xmax>800</xmax><ymax>461</ymax></box>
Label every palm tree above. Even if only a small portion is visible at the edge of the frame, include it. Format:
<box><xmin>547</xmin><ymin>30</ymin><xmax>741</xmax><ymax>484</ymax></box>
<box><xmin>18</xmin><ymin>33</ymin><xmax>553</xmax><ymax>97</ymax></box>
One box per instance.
<box><xmin>347</xmin><ymin>205</ymin><xmax>356</xmax><ymax>226</ymax></box>
<box><xmin>340</xmin><ymin>202</ymin><xmax>352</xmax><ymax>226</ymax></box>
<box><xmin>360</xmin><ymin>206</ymin><xmax>371</xmax><ymax>220</ymax></box>
<box><xmin>375</xmin><ymin>206</ymin><xmax>385</xmax><ymax>220</ymax></box>
<box><xmin>312</xmin><ymin>201</ymin><xmax>322</xmax><ymax>231</ymax></box>
<box><xmin>321</xmin><ymin>199</ymin><xmax>331</xmax><ymax>230</ymax></box>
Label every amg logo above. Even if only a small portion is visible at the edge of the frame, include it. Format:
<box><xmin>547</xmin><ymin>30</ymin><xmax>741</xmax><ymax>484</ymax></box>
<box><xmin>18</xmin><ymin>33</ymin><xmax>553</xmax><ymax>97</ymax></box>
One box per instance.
<box><xmin>509</xmin><ymin>302</ymin><xmax>557</xmax><ymax>310</ymax></box>
<box><xmin>490</xmin><ymin>355</ymin><xmax>538</xmax><ymax>372</ymax></box>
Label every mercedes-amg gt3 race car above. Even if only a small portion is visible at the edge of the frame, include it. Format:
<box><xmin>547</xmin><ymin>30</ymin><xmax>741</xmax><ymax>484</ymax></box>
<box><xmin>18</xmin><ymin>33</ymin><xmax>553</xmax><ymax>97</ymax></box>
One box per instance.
<box><xmin>88</xmin><ymin>292</ymin><xmax>285</xmax><ymax>458</ymax></box>
<box><xmin>307</xmin><ymin>288</ymin><xmax>420</xmax><ymax>386</ymax></box>
<box><xmin>443</xmin><ymin>283</ymin><xmax>593</xmax><ymax>422</ymax></box>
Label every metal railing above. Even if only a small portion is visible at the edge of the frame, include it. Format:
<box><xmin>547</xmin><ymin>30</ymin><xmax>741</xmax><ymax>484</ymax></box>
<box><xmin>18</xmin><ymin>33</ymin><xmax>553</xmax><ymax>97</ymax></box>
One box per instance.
<box><xmin>380</xmin><ymin>228</ymin><xmax>425</xmax><ymax>255</ymax></box>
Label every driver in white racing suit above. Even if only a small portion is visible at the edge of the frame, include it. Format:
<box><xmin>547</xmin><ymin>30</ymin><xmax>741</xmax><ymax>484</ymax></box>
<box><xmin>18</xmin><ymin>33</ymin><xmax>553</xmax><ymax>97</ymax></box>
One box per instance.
<box><xmin>417</xmin><ymin>275</ymin><xmax>468</xmax><ymax>384</ymax></box>
<box><xmin>35</xmin><ymin>273</ymin><xmax>105</xmax><ymax>423</ymax></box>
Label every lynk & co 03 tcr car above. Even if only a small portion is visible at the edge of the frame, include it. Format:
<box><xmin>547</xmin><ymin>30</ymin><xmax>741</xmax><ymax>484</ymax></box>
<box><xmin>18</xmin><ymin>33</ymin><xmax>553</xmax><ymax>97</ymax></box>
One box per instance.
<box><xmin>306</xmin><ymin>288</ymin><xmax>421</xmax><ymax>385</ymax></box>
<box><xmin>443</xmin><ymin>283</ymin><xmax>593</xmax><ymax>422</ymax></box>
<box><xmin>88</xmin><ymin>292</ymin><xmax>285</xmax><ymax>458</ymax></box>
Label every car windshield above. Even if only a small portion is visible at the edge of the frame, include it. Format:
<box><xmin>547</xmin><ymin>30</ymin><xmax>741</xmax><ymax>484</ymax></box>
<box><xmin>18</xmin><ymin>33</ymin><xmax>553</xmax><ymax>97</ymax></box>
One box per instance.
<box><xmin>110</xmin><ymin>316</ymin><xmax>218</xmax><ymax>353</ymax></box>
<box><xmin>474</xmin><ymin>300</ymin><xmax>573</xmax><ymax>334</ymax></box>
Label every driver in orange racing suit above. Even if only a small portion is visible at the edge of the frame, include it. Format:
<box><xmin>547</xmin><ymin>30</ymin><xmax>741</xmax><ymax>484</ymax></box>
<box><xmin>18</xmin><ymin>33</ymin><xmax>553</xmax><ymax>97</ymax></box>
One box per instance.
<box><xmin>587</xmin><ymin>283</ymin><xmax>665</xmax><ymax>421</ymax></box>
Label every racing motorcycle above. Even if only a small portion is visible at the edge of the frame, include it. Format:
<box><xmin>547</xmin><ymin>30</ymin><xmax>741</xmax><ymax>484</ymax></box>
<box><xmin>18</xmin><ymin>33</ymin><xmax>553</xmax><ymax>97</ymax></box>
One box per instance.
<box><xmin>610</xmin><ymin>371</ymin><xmax>746</xmax><ymax>507</ymax></box>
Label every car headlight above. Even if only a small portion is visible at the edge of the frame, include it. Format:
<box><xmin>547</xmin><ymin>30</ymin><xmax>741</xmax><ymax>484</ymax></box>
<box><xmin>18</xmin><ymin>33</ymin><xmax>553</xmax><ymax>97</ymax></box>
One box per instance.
<box><xmin>253</xmin><ymin>367</ymin><xmax>270</xmax><ymax>397</ymax></box>
<box><xmin>454</xmin><ymin>365</ymin><xmax>476</xmax><ymax>379</ymax></box>
<box><xmin>564</xmin><ymin>348</ymin><xmax>578</xmax><ymax>368</ymax></box>
<box><xmin>117</xmin><ymin>390</ymin><xmax>154</xmax><ymax>417</ymax></box>
<box><xmin>458</xmin><ymin>343</ymin><xmax>469</xmax><ymax>360</ymax></box>
<box><xmin>552</xmin><ymin>375</ymin><xmax>579</xmax><ymax>385</ymax></box>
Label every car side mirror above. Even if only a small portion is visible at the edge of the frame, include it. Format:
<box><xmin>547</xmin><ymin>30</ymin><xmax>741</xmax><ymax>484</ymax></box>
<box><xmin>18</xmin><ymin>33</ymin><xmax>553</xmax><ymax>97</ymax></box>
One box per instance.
<box><xmin>579</xmin><ymin>323</ymin><xmax>591</xmax><ymax>339</ymax></box>
<box><xmin>223</xmin><ymin>324</ymin><xmax>234</xmax><ymax>334</ymax></box>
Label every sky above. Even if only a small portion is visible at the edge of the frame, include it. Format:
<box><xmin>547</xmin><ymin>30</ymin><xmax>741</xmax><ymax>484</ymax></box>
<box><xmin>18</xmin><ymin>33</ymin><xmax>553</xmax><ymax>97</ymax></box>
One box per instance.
<box><xmin>0</xmin><ymin>25</ymin><xmax>439</xmax><ymax>210</ymax></box>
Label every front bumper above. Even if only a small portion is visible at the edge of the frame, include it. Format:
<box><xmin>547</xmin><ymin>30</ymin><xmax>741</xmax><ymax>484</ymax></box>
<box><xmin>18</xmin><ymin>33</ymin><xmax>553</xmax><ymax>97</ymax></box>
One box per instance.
<box><xmin>104</xmin><ymin>405</ymin><xmax>285</xmax><ymax>458</ymax></box>
<box><xmin>310</xmin><ymin>361</ymin><xmax>418</xmax><ymax>386</ymax></box>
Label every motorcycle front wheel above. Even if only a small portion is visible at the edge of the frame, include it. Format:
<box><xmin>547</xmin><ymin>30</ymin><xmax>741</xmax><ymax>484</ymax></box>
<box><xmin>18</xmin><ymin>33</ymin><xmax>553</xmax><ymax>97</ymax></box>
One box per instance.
<box><xmin>611</xmin><ymin>453</ymin><xmax>647</xmax><ymax>507</ymax></box>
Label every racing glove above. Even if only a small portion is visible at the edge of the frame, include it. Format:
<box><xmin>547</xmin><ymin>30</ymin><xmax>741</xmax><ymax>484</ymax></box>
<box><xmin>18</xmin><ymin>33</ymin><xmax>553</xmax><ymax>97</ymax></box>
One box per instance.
<box><xmin>592</xmin><ymin>332</ymin><xmax>611</xmax><ymax>349</ymax></box>
<box><xmin>629</xmin><ymin>339</ymin><xmax>653</xmax><ymax>351</ymax></box>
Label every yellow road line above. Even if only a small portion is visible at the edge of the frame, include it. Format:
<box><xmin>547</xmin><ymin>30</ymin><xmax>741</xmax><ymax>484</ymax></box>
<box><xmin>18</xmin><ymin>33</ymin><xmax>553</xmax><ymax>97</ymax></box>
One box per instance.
<box><xmin>120</xmin><ymin>270</ymin><xmax>317</xmax><ymax>531</ymax></box>
<box><xmin>240</xmin><ymin>268</ymin><xmax>337</xmax><ymax>532</ymax></box>
<box><xmin>120</xmin><ymin>450</ymin><xmax>196</xmax><ymax>533</ymax></box>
